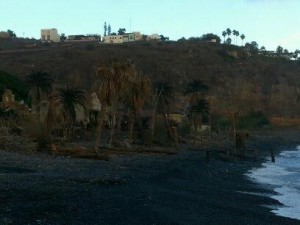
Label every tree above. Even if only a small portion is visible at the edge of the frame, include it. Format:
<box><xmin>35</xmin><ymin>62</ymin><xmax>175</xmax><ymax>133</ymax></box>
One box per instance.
<box><xmin>149</xmin><ymin>82</ymin><xmax>175</xmax><ymax>145</ymax></box>
<box><xmin>200</xmin><ymin>33</ymin><xmax>221</xmax><ymax>43</ymax></box>
<box><xmin>186</xmin><ymin>98</ymin><xmax>210</xmax><ymax>134</ymax></box>
<box><xmin>57</xmin><ymin>86</ymin><xmax>86</xmax><ymax>125</ymax></box>
<box><xmin>245</xmin><ymin>41</ymin><xmax>258</xmax><ymax>53</ymax></box>
<box><xmin>160</xmin><ymin>35</ymin><xmax>169</xmax><ymax>41</ymax></box>
<box><xmin>93</xmin><ymin>60</ymin><xmax>137</xmax><ymax>149</ymax></box>
<box><xmin>240</xmin><ymin>34</ymin><xmax>245</xmax><ymax>46</ymax></box>
<box><xmin>153</xmin><ymin>82</ymin><xmax>174</xmax><ymax>114</ymax></box>
<box><xmin>222</xmin><ymin>31</ymin><xmax>227</xmax><ymax>43</ymax></box>
<box><xmin>7</xmin><ymin>29</ymin><xmax>16</xmax><ymax>38</ymax></box>
<box><xmin>177</xmin><ymin>37</ymin><xmax>186</xmax><ymax>42</ymax></box>
<box><xmin>226</xmin><ymin>38</ymin><xmax>232</xmax><ymax>45</ymax></box>
<box><xmin>60</xmin><ymin>33</ymin><xmax>66</xmax><ymax>41</ymax></box>
<box><xmin>184</xmin><ymin>80</ymin><xmax>209</xmax><ymax>105</ymax></box>
<box><xmin>260</xmin><ymin>46</ymin><xmax>266</xmax><ymax>55</ymax></box>
<box><xmin>118</xmin><ymin>28</ymin><xmax>126</xmax><ymax>35</ymax></box>
<box><xmin>293</xmin><ymin>49</ymin><xmax>300</xmax><ymax>59</ymax></box>
<box><xmin>283</xmin><ymin>49</ymin><xmax>289</xmax><ymax>54</ymax></box>
<box><xmin>124</xmin><ymin>75</ymin><xmax>151</xmax><ymax>142</ymax></box>
<box><xmin>26</xmin><ymin>70</ymin><xmax>53</xmax><ymax>119</ymax></box>
<box><xmin>226</xmin><ymin>28</ymin><xmax>231</xmax><ymax>38</ymax></box>
<box><xmin>44</xmin><ymin>93</ymin><xmax>60</xmax><ymax>132</ymax></box>
<box><xmin>142</xmin><ymin>35</ymin><xmax>148</xmax><ymax>41</ymax></box>
<box><xmin>0</xmin><ymin>71</ymin><xmax>28</xmax><ymax>103</ymax></box>
<box><xmin>235</xmin><ymin>30</ymin><xmax>240</xmax><ymax>44</ymax></box>
<box><xmin>276</xmin><ymin>45</ymin><xmax>283</xmax><ymax>55</ymax></box>
<box><xmin>232</xmin><ymin>30</ymin><xmax>239</xmax><ymax>45</ymax></box>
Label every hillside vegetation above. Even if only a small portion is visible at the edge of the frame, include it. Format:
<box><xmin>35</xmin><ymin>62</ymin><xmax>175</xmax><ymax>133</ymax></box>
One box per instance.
<box><xmin>1</xmin><ymin>40</ymin><xmax>300</xmax><ymax>118</ymax></box>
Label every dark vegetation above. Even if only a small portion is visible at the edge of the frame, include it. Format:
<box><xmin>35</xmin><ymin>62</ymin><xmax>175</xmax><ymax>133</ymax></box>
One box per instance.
<box><xmin>1</xmin><ymin>38</ymin><xmax>300</xmax><ymax>152</ymax></box>
<box><xmin>0</xmin><ymin>71</ymin><xmax>28</xmax><ymax>102</ymax></box>
<box><xmin>1</xmin><ymin>39</ymin><xmax>299</xmax><ymax>118</ymax></box>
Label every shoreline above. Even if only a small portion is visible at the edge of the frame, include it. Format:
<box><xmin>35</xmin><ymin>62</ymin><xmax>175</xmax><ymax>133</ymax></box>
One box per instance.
<box><xmin>1</xmin><ymin>129</ymin><xmax>300</xmax><ymax>224</ymax></box>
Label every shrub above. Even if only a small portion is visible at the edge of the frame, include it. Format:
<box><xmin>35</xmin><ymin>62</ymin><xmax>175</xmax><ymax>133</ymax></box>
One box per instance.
<box><xmin>210</xmin><ymin>116</ymin><xmax>230</xmax><ymax>132</ymax></box>
<box><xmin>153</xmin><ymin>116</ymin><xmax>169</xmax><ymax>145</ymax></box>
<box><xmin>0</xmin><ymin>71</ymin><xmax>28</xmax><ymax>102</ymax></box>
<box><xmin>178</xmin><ymin>117</ymin><xmax>191</xmax><ymax>136</ymax></box>
<box><xmin>238</xmin><ymin>111</ymin><xmax>269</xmax><ymax>129</ymax></box>
<box><xmin>0</xmin><ymin>126</ymin><xmax>36</xmax><ymax>152</ymax></box>
<box><xmin>23</xmin><ymin>120</ymin><xmax>52</xmax><ymax>151</ymax></box>
<box><xmin>85</xmin><ymin>44</ymin><xmax>95</xmax><ymax>51</ymax></box>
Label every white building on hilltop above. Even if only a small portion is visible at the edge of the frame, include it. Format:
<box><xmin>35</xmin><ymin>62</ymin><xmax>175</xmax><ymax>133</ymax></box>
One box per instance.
<box><xmin>103</xmin><ymin>34</ymin><xmax>124</xmax><ymax>44</ymax></box>
<box><xmin>147</xmin><ymin>33</ymin><xmax>160</xmax><ymax>41</ymax></box>
<box><xmin>103</xmin><ymin>31</ymin><xmax>144</xmax><ymax>44</ymax></box>
<box><xmin>41</xmin><ymin>28</ymin><xmax>60</xmax><ymax>42</ymax></box>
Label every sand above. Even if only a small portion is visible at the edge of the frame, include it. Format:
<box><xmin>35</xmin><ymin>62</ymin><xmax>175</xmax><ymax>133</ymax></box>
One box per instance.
<box><xmin>0</xmin><ymin>129</ymin><xmax>300</xmax><ymax>225</ymax></box>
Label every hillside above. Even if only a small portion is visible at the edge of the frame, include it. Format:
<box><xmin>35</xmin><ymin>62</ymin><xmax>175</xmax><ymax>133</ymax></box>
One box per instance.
<box><xmin>1</xmin><ymin>39</ymin><xmax>300</xmax><ymax>118</ymax></box>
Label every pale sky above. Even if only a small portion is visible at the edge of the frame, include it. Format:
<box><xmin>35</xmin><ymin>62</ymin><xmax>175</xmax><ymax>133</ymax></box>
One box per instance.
<box><xmin>0</xmin><ymin>0</ymin><xmax>299</xmax><ymax>51</ymax></box>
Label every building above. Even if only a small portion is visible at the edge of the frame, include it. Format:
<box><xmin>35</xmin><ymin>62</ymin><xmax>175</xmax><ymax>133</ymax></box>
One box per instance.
<box><xmin>103</xmin><ymin>31</ymin><xmax>160</xmax><ymax>44</ymax></box>
<box><xmin>67</xmin><ymin>34</ymin><xmax>100</xmax><ymax>42</ymax></box>
<box><xmin>103</xmin><ymin>31</ymin><xmax>144</xmax><ymax>44</ymax></box>
<box><xmin>0</xmin><ymin>31</ymin><xmax>10</xmax><ymax>39</ymax></box>
<box><xmin>41</xmin><ymin>28</ymin><xmax>60</xmax><ymax>42</ymax></box>
<box><xmin>103</xmin><ymin>34</ymin><xmax>124</xmax><ymax>44</ymax></box>
<box><xmin>147</xmin><ymin>33</ymin><xmax>160</xmax><ymax>41</ymax></box>
<box><xmin>122</xmin><ymin>33</ymin><xmax>135</xmax><ymax>43</ymax></box>
<box><xmin>133</xmin><ymin>32</ymin><xmax>142</xmax><ymax>41</ymax></box>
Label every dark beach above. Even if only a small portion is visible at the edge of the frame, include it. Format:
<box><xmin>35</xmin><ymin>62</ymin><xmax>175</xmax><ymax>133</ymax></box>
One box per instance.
<box><xmin>1</xmin><ymin>129</ymin><xmax>300</xmax><ymax>225</ymax></box>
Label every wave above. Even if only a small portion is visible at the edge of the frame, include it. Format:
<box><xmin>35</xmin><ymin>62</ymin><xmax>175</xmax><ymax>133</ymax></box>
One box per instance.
<box><xmin>245</xmin><ymin>146</ymin><xmax>300</xmax><ymax>220</ymax></box>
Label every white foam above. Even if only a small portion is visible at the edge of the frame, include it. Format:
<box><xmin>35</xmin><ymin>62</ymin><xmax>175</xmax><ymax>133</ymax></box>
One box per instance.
<box><xmin>237</xmin><ymin>191</ymin><xmax>272</xmax><ymax>197</ymax></box>
<box><xmin>272</xmin><ymin>187</ymin><xmax>300</xmax><ymax>220</ymax></box>
<box><xmin>246</xmin><ymin>146</ymin><xmax>300</xmax><ymax>221</ymax></box>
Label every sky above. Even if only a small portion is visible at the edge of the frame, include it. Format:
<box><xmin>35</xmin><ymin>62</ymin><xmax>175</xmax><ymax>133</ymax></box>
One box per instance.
<box><xmin>0</xmin><ymin>0</ymin><xmax>299</xmax><ymax>51</ymax></box>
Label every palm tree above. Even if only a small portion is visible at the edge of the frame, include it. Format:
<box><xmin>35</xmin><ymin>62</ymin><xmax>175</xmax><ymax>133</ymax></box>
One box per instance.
<box><xmin>57</xmin><ymin>86</ymin><xmax>86</xmax><ymax>137</ymax></box>
<box><xmin>150</xmin><ymin>82</ymin><xmax>175</xmax><ymax>145</ymax></box>
<box><xmin>94</xmin><ymin>60</ymin><xmax>136</xmax><ymax>150</ymax></box>
<box><xmin>184</xmin><ymin>80</ymin><xmax>209</xmax><ymax>105</ymax></box>
<box><xmin>240</xmin><ymin>34</ymin><xmax>245</xmax><ymax>46</ymax></box>
<box><xmin>153</xmin><ymin>82</ymin><xmax>174</xmax><ymax>114</ymax></box>
<box><xmin>232</xmin><ymin>30</ymin><xmax>239</xmax><ymax>45</ymax></box>
<box><xmin>235</xmin><ymin>31</ymin><xmax>240</xmax><ymax>45</ymax></box>
<box><xmin>232</xmin><ymin>30</ymin><xmax>237</xmax><ymax>43</ymax></box>
<box><xmin>222</xmin><ymin>31</ymin><xmax>227</xmax><ymax>43</ymax></box>
<box><xmin>226</xmin><ymin>28</ymin><xmax>231</xmax><ymax>39</ymax></box>
<box><xmin>186</xmin><ymin>98</ymin><xmax>210</xmax><ymax>143</ymax></box>
<box><xmin>124</xmin><ymin>75</ymin><xmax>151</xmax><ymax>142</ymax></box>
<box><xmin>26</xmin><ymin>70</ymin><xmax>53</xmax><ymax>119</ymax></box>
<box><xmin>44</xmin><ymin>93</ymin><xmax>60</xmax><ymax>132</ymax></box>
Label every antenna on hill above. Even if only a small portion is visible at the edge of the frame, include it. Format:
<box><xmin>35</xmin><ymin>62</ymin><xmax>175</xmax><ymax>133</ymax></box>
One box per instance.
<box><xmin>130</xmin><ymin>17</ymin><xmax>132</xmax><ymax>33</ymax></box>
<box><xmin>108</xmin><ymin>24</ymin><xmax>111</xmax><ymax>35</ymax></box>
<box><xmin>104</xmin><ymin>22</ymin><xmax>107</xmax><ymax>36</ymax></box>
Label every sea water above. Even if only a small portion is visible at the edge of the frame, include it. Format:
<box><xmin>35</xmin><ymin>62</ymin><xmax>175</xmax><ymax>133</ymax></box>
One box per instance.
<box><xmin>246</xmin><ymin>146</ymin><xmax>300</xmax><ymax>220</ymax></box>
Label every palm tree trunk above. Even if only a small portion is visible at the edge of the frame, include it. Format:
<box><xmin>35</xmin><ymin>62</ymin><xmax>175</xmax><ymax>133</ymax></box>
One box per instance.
<box><xmin>95</xmin><ymin>106</ymin><xmax>106</xmax><ymax>152</ymax></box>
<box><xmin>149</xmin><ymin>109</ymin><xmax>156</xmax><ymax>145</ymax></box>
<box><xmin>114</xmin><ymin>102</ymin><xmax>122</xmax><ymax>143</ymax></box>
<box><xmin>36</xmin><ymin>88</ymin><xmax>41</xmax><ymax>120</ymax></box>
<box><xmin>163</xmin><ymin>114</ymin><xmax>173</xmax><ymax>146</ymax></box>
<box><xmin>108</xmin><ymin>113</ymin><xmax>116</xmax><ymax>147</ymax></box>
<box><xmin>128</xmin><ymin>110</ymin><xmax>135</xmax><ymax>143</ymax></box>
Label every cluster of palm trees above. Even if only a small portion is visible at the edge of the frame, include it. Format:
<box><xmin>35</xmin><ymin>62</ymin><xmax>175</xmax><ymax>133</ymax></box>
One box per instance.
<box><xmin>26</xmin><ymin>70</ymin><xmax>86</xmax><ymax>137</ymax></box>
<box><xmin>222</xmin><ymin>28</ymin><xmax>245</xmax><ymax>46</ymax></box>
<box><xmin>6</xmin><ymin>61</ymin><xmax>211</xmax><ymax>151</ymax></box>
